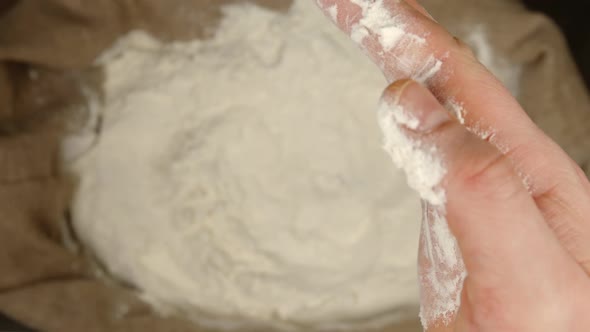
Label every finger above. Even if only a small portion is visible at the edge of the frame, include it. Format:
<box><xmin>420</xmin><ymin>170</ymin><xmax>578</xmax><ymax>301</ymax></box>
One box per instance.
<box><xmin>315</xmin><ymin>0</ymin><xmax>590</xmax><ymax>276</ymax></box>
<box><xmin>380</xmin><ymin>80</ymin><xmax>590</xmax><ymax>330</ymax></box>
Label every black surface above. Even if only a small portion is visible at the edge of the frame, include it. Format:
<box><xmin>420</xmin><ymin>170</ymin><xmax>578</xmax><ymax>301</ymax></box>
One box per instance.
<box><xmin>0</xmin><ymin>313</ymin><xmax>34</xmax><ymax>332</ymax></box>
<box><xmin>523</xmin><ymin>0</ymin><xmax>590</xmax><ymax>90</ymax></box>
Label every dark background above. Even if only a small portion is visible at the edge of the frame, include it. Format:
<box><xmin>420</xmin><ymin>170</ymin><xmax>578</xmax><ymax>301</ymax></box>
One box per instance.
<box><xmin>0</xmin><ymin>1</ymin><xmax>588</xmax><ymax>331</ymax></box>
<box><xmin>523</xmin><ymin>0</ymin><xmax>590</xmax><ymax>89</ymax></box>
<box><xmin>0</xmin><ymin>312</ymin><xmax>33</xmax><ymax>332</ymax></box>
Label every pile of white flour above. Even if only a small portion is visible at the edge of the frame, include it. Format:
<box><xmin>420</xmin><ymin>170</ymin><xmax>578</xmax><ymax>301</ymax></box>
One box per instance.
<box><xmin>67</xmin><ymin>0</ymin><xmax>421</xmax><ymax>330</ymax></box>
<box><xmin>64</xmin><ymin>0</ymin><xmax>520</xmax><ymax>330</ymax></box>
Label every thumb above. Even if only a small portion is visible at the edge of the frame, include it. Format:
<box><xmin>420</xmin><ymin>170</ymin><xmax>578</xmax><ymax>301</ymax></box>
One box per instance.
<box><xmin>378</xmin><ymin>80</ymin><xmax>589</xmax><ymax>331</ymax></box>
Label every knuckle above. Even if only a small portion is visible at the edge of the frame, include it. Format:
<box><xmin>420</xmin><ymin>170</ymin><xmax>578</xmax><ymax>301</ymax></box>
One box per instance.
<box><xmin>453</xmin><ymin>150</ymin><xmax>523</xmax><ymax>202</ymax></box>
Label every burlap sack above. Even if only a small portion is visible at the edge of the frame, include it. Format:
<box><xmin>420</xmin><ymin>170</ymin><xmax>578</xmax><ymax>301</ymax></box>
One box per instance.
<box><xmin>0</xmin><ymin>1</ymin><xmax>588</xmax><ymax>331</ymax></box>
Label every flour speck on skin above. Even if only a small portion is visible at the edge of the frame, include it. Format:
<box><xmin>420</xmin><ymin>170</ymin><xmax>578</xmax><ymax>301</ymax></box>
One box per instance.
<box><xmin>327</xmin><ymin>4</ymin><xmax>339</xmax><ymax>21</ymax></box>
<box><xmin>446</xmin><ymin>99</ymin><xmax>466</xmax><ymax>125</ymax></box>
<box><xmin>377</xmin><ymin>101</ymin><xmax>445</xmax><ymax>206</ymax></box>
<box><xmin>66</xmin><ymin>0</ymin><xmax>424</xmax><ymax>331</ymax></box>
<box><xmin>350</xmin><ymin>0</ymin><xmax>410</xmax><ymax>52</ymax></box>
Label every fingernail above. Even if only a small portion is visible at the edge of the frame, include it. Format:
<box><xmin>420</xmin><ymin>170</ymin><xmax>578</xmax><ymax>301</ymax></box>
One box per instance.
<box><xmin>417</xmin><ymin>104</ymin><xmax>451</xmax><ymax>133</ymax></box>
<box><xmin>383</xmin><ymin>80</ymin><xmax>451</xmax><ymax>132</ymax></box>
<box><xmin>394</xmin><ymin>80</ymin><xmax>450</xmax><ymax>133</ymax></box>
<box><xmin>383</xmin><ymin>79</ymin><xmax>414</xmax><ymax>105</ymax></box>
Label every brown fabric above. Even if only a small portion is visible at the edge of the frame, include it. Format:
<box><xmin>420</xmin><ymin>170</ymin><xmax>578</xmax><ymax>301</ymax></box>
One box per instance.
<box><xmin>0</xmin><ymin>1</ymin><xmax>588</xmax><ymax>332</ymax></box>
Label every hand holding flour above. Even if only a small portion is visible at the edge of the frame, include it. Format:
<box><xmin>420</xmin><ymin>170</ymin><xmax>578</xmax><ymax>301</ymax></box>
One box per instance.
<box><xmin>316</xmin><ymin>0</ymin><xmax>590</xmax><ymax>330</ymax></box>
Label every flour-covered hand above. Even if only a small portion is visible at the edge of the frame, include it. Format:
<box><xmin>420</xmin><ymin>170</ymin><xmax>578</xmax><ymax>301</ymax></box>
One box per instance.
<box><xmin>383</xmin><ymin>79</ymin><xmax>590</xmax><ymax>332</ymax></box>
<box><xmin>315</xmin><ymin>0</ymin><xmax>590</xmax><ymax>331</ymax></box>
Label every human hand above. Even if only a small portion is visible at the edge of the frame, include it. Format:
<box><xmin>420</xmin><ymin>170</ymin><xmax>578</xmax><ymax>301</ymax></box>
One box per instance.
<box><xmin>315</xmin><ymin>0</ymin><xmax>590</xmax><ymax>331</ymax></box>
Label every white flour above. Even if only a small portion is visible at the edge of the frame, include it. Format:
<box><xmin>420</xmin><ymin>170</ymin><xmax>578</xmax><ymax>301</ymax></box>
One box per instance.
<box><xmin>65</xmin><ymin>0</ymin><xmax>521</xmax><ymax>330</ymax></box>
<box><xmin>67</xmin><ymin>0</ymin><xmax>422</xmax><ymax>330</ymax></box>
